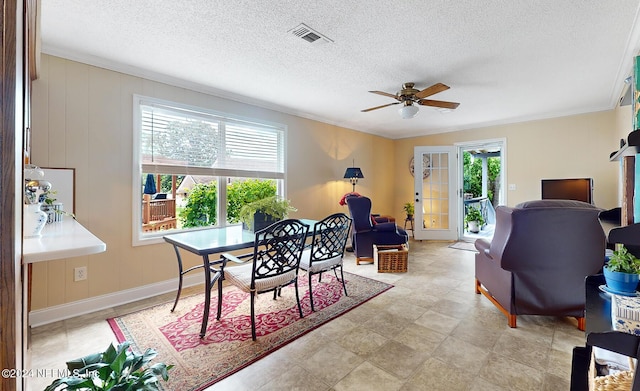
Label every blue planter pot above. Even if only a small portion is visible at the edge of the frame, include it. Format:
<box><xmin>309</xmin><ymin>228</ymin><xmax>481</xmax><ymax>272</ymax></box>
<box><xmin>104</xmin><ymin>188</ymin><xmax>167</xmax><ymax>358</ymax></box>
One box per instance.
<box><xmin>604</xmin><ymin>266</ymin><xmax>640</xmax><ymax>293</ymax></box>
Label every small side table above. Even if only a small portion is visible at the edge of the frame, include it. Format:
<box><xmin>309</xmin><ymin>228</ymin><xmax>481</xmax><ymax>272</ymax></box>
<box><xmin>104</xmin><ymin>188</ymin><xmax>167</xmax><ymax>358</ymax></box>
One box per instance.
<box><xmin>404</xmin><ymin>217</ymin><xmax>414</xmax><ymax>238</ymax></box>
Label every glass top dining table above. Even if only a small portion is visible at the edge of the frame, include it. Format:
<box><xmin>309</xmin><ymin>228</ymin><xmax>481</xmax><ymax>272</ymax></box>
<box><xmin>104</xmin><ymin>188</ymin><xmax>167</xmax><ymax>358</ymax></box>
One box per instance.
<box><xmin>163</xmin><ymin>223</ymin><xmax>256</xmax><ymax>255</ymax></box>
<box><xmin>162</xmin><ymin>219</ymin><xmax>317</xmax><ymax>338</ymax></box>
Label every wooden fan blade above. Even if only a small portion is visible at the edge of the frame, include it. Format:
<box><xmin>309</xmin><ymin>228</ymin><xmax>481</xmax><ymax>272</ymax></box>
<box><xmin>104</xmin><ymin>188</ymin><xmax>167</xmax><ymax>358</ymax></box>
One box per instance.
<box><xmin>414</xmin><ymin>83</ymin><xmax>450</xmax><ymax>99</ymax></box>
<box><xmin>417</xmin><ymin>99</ymin><xmax>460</xmax><ymax>109</ymax></box>
<box><xmin>369</xmin><ymin>90</ymin><xmax>398</xmax><ymax>99</ymax></box>
<box><xmin>361</xmin><ymin>102</ymin><xmax>401</xmax><ymax>112</ymax></box>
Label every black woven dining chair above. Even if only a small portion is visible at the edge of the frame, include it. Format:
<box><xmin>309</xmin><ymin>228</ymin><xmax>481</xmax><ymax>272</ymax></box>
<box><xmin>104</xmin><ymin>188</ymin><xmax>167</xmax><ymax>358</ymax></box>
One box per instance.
<box><xmin>299</xmin><ymin>213</ymin><xmax>352</xmax><ymax>311</ymax></box>
<box><xmin>218</xmin><ymin>219</ymin><xmax>309</xmax><ymax>341</ymax></box>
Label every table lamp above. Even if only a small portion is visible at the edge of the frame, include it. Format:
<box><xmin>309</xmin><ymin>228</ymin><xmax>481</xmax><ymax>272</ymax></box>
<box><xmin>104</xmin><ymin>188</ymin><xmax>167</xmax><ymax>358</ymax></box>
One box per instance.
<box><xmin>343</xmin><ymin>162</ymin><xmax>364</xmax><ymax>192</ymax></box>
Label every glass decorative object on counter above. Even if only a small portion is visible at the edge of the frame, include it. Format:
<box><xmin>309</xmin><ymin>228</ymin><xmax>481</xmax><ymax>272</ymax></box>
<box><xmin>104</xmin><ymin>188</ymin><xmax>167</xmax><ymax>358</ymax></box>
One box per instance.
<box><xmin>41</xmin><ymin>202</ymin><xmax>64</xmax><ymax>224</ymax></box>
<box><xmin>23</xmin><ymin>203</ymin><xmax>48</xmax><ymax>237</ymax></box>
<box><xmin>23</xmin><ymin>164</ymin><xmax>52</xmax><ymax>237</ymax></box>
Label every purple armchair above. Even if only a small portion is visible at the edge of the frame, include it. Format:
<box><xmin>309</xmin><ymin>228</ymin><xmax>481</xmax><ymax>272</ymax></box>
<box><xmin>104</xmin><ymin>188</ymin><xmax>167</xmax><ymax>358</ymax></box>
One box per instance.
<box><xmin>346</xmin><ymin>196</ymin><xmax>409</xmax><ymax>264</ymax></box>
<box><xmin>474</xmin><ymin>199</ymin><xmax>606</xmax><ymax>330</ymax></box>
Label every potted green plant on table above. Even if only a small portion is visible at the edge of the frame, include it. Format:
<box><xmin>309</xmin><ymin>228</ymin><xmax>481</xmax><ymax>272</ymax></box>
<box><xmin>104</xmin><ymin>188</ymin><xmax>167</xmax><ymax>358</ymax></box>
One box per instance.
<box><xmin>603</xmin><ymin>245</ymin><xmax>640</xmax><ymax>295</ymax></box>
<box><xmin>45</xmin><ymin>341</ymin><xmax>172</xmax><ymax>390</ymax></box>
<box><xmin>402</xmin><ymin>202</ymin><xmax>415</xmax><ymax>220</ymax></box>
<box><xmin>239</xmin><ymin>196</ymin><xmax>297</xmax><ymax>231</ymax></box>
<box><xmin>464</xmin><ymin>206</ymin><xmax>485</xmax><ymax>234</ymax></box>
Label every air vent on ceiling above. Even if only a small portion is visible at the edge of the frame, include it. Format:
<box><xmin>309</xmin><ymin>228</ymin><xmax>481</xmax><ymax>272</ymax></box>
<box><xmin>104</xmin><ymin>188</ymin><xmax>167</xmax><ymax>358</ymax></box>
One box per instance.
<box><xmin>288</xmin><ymin>23</ymin><xmax>334</xmax><ymax>44</ymax></box>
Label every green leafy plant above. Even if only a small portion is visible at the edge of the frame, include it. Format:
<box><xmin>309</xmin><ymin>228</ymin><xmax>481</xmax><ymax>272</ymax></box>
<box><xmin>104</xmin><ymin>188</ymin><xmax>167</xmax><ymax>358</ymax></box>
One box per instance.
<box><xmin>179</xmin><ymin>182</ymin><xmax>218</xmax><ymax>228</ymax></box>
<box><xmin>463</xmin><ymin>151</ymin><xmax>501</xmax><ymax>204</ymax></box>
<box><xmin>464</xmin><ymin>206</ymin><xmax>485</xmax><ymax>226</ymax></box>
<box><xmin>39</xmin><ymin>189</ymin><xmax>58</xmax><ymax>206</ymax></box>
<box><xmin>227</xmin><ymin>179</ymin><xmax>277</xmax><ymax>223</ymax></box>
<box><xmin>38</xmin><ymin>190</ymin><xmax>76</xmax><ymax>219</ymax></box>
<box><xmin>606</xmin><ymin>245</ymin><xmax>640</xmax><ymax>274</ymax></box>
<box><xmin>44</xmin><ymin>341</ymin><xmax>172</xmax><ymax>391</ymax></box>
<box><xmin>402</xmin><ymin>202</ymin><xmax>414</xmax><ymax>217</ymax></box>
<box><xmin>238</xmin><ymin>196</ymin><xmax>296</xmax><ymax>230</ymax></box>
<box><xmin>178</xmin><ymin>179</ymin><xmax>278</xmax><ymax>227</ymax></box>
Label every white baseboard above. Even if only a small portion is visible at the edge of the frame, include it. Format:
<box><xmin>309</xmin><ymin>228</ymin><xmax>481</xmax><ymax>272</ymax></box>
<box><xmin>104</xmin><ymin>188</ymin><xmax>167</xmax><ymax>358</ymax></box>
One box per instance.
<box><xmin>29</xmin><ymin>272</ymin><xmax>205</xmax><ymax>327</ymax></box>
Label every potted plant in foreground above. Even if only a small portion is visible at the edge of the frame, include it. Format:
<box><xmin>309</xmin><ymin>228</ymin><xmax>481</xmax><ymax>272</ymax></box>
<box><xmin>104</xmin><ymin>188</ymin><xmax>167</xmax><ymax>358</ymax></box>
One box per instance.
<box><xmin>45</xmin><ymin>341</ymin><xmax>172</xmax><ymax>390</ymax></box>
<box><xmin>403</xmin><ymin>202</ymin><xmax>415</xmax><ymax>220</ymax></box>
<box><xmin>603</xmin><ymin>245</ymin><xmax>640</xmax><ymax>294</ymax></box>
<box><xmin>464</xmin><ymin>206</ymin><xmax>485</xmax><ymax>233</ymax></box>
<box><xmin>239</xmin><ymin>196</ymin><xmax>297</xmax><ymax>231</ymax></box>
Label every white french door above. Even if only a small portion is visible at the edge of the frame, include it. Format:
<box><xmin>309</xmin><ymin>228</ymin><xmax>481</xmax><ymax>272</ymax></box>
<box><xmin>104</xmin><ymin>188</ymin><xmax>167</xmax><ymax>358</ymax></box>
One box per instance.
<box><xmin>413</xmin><ymin>146</ymin><xmax>458</xmax><ymax>241</ymax></box>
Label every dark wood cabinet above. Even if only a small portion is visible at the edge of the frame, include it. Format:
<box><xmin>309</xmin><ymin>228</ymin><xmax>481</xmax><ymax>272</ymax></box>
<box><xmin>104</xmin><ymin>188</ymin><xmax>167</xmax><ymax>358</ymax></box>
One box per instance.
<box><xmin>571</xmin><ymin>275</ymin><xmax>640</xmax><ymax>390</ymax></box>
<box><xmin>571</xmin><ymin>131</ymin><xmax>640</xmax><ymax>390</ymax></box>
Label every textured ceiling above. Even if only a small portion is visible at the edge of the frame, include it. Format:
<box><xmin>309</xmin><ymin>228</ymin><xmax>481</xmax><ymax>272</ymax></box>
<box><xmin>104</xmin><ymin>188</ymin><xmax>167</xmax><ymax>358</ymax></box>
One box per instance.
<box><xmin>41</xmin><ymin>1</ymin><xmax>640</xmax><ymax>139</ymax></box>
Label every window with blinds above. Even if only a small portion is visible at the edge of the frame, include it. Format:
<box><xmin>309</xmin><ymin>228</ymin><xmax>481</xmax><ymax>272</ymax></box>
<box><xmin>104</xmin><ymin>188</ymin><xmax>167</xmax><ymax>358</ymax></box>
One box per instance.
<box><xmin>139</xmin><ymin>99</ymin><xmax>284</xmax><ymax>178</ymax></box>
<box><xmin>133</xmin><ymin>95</ymin><xmax>287</xmax><ymax>245</ymax></box>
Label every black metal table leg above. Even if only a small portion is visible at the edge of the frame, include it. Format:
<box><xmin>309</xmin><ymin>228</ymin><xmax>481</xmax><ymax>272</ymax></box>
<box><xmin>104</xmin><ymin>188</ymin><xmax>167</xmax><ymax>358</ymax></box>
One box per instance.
<box><xmin>199</xmin><ymin>254</ymin><xmax>223</xmax><ymax>338</ymax></box>
<box><xmin>171</xmin><ymin>245</ymin><xmax>207</xmax><ymax>312</ymax></box>
<box><xmin>170</xmin><ymin>245</ymin><xmax>184</xmax><ymax>312</ymax></box>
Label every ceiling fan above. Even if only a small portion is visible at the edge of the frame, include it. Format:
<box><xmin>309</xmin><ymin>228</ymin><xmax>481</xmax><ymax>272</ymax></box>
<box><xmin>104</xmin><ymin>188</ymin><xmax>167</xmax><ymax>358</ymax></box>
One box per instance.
<box><xmin>361</xmin><ymin>82</ymin><xmax>460</xmax><ymax>119</ymax></box>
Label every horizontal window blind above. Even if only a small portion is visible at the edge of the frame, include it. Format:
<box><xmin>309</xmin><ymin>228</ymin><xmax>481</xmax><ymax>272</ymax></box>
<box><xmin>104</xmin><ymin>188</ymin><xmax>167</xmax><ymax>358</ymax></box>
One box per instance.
<box><xmin>140</xmin><ymin>100</ymin><xmax>284</xmax><ymax>176</ymax></box>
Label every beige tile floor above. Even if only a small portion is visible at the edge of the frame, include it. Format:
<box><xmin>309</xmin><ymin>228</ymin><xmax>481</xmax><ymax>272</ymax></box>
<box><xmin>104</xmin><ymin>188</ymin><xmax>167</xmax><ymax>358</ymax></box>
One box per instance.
<box><xmin>28</xmin><ymin>240</ymin><xmax>584</xmax><ymax>391</ymax></box>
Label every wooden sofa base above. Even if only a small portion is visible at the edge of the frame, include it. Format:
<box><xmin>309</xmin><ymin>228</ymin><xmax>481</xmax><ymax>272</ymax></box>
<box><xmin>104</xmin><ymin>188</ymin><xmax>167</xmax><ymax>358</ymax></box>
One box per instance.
<box><xmin>356</xmin><ymin>257</ymin><xmax>373</xmax><ymax>265</ymax></box>
<box><xmin>475</xmin><ymin>279</ymin><xmax>585</xmax><ymax>331</ymax></box>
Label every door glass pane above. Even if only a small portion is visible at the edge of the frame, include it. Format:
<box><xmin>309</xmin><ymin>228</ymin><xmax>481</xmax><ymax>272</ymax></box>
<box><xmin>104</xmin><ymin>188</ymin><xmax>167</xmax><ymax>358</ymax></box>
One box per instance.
<box><xmin>431</xmin><ymin>169</ymin><xmax>441</xmax><ymax>183</ymax></box>
<box><xmin>440</xmin><ymin>198</ymin><xmax>449</xmax><ymax>214</ymax></box>
<box><xmin>421</xmin><ymin>152</ymin><xmax>449</xmax><ymax>230</ymax></box>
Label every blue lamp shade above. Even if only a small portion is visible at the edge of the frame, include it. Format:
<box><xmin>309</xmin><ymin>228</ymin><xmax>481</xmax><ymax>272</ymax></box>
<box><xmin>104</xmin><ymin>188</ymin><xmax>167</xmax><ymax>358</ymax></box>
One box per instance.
<box><xmin>343</xmin><ymin>167</ymin><xmax>364</xmax><ymax>179</ymax></box>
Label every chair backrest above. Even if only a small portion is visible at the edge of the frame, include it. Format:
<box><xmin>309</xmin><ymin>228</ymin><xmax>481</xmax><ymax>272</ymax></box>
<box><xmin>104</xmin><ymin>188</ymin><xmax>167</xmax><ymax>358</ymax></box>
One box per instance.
<box><xmin>251</xmin><ymin>219</ymin><xmax>309</xmax><ymax>285</ymax></box>
<box><xmin>493</xmin><ymin>201</ymin><xmax>605</xmax><ymax>270</ymax></box>
<box><xmin>346</xmin><ymin>196</ymin><xmax>374</xmax><ymax>232</ymax></box>
<box><xmin>309</xmin><ymin>213</ymin><xmax>352</xmax><ymax>264</ymax></box>
<box><xmin>489</xmin><ymin>200</ymin><xmax>605</xmax><ymax>315</ymax></box>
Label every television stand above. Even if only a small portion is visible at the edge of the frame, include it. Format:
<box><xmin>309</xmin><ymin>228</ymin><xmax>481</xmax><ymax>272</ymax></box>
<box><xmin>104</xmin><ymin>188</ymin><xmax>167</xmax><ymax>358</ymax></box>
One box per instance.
<box><xmin>570</xmin><ymin>274</ymin><xmax>640</xmax><ymax>390</ymax></box>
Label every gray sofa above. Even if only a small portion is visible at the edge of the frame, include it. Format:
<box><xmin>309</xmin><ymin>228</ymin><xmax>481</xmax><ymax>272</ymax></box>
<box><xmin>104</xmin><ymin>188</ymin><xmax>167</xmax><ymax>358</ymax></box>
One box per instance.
<box><xmin>474</xmin><ymin>199</ymin><xmax>606</xmax><ymax>330</ymax></box>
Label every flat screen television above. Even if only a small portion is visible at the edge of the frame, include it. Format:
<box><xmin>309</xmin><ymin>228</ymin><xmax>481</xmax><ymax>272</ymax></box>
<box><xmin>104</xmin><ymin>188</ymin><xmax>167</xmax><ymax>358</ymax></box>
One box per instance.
<box><xmin>541</xmin><ymin>178</ymin><xmax>593</xmax><ymax>204</ymax></box>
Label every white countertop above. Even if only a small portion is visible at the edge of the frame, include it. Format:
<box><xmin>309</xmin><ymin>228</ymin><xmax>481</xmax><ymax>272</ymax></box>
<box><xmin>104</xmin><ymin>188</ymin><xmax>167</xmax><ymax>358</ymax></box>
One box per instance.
<box><xmin>23</xmin><ymin>219</ymin><xmax>106</xmax><ymax>263</ymax></box>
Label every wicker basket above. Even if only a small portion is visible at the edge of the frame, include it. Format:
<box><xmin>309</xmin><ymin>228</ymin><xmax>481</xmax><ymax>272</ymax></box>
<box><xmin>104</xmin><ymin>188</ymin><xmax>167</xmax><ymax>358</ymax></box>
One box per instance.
<box><xmin>589</xmin><ymin>351</ymin><xmax>635</xmax><ymax>391</ymax></box>
<box><xmin>374</xmin><ymin>244</ymin><xmax>408</xmax><ymax>273</ymax></box>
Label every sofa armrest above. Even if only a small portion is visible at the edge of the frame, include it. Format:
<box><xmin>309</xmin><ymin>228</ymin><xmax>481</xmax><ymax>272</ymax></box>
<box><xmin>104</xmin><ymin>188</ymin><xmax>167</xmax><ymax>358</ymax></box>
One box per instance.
<box><xmin>374</xmin><ymin>222</ymin><xmax>398</xmax><ymax>232</ymax></box>
<box><xmin>373</xmin><ymin>215</ymin><xmax>389</xmax><ymax>223</ymax></box>
<box><xmin>475</xmin><ymin>239</ymin><xmax>491</xmax><ymax>257</ymax></box>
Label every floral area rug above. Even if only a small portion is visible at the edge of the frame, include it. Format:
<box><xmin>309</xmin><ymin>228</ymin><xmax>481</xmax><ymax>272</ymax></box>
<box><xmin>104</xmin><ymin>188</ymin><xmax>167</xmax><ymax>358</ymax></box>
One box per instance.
<box><xmin>107</xmin><ymin>272</ymin><xmax>392</xmax><ymax>391</ymax></box>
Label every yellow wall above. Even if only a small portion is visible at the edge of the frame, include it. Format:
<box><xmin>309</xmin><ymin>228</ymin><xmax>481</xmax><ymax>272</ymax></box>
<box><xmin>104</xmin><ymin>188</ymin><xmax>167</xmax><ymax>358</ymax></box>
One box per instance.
<box><xmin>392</xmin><ymin>110</ymin><xmax>627</xmax><ymax>219</ymax></box>
<box><xmin>29</xmin><ymin>55</ymin><xmax>394</xmax><ymax>310</ymax></box>
<box><xmin>30</xmin><ymin>54</ymin><xmax>632</xmax><ymax>310</ymax></box>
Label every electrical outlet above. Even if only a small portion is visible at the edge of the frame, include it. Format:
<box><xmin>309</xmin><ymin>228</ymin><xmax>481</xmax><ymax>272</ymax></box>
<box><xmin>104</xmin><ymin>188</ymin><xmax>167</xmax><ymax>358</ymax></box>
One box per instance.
<box><xmin>74</xmin><ymin>266</ymin><xmax>87</xmax><ymax>282</ymax></box>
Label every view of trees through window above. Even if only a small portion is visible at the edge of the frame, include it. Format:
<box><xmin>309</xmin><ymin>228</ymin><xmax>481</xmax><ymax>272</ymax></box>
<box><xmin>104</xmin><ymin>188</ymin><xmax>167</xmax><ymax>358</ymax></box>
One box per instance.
<box><xmin>462</xmin><ymin>151</ymin><xmax>501</xmax><ymax>205</ymax></box>
<box><xmin>135</xmin><ymin>95</ymin><xmax>285</xmax><ymax>242</ymax></box>
<box><xmin>141</xmin><ymin>174</ymin><xmax>277</xmax><ymax>230</ymax></box>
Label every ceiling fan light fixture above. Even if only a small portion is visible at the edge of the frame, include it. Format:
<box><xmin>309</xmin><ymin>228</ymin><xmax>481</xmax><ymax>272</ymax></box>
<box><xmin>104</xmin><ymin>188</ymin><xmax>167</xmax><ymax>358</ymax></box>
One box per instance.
<box><xmin>362</xmin><ymin>82</ymin><xmax>458</xmax><ymax>116</ymax></box>
<box><xmin>399</xmin><ymin>103</ymin><xmax>419</xmax><ymax>119</ymax></box>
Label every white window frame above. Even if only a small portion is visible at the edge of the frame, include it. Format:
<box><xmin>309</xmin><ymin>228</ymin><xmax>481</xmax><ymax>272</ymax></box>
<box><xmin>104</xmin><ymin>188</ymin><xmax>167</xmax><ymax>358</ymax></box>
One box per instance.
<box><xmin>132</xmin><ymin>95</ymin><xmax>287</xmax><ymax>246</ymax></box>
